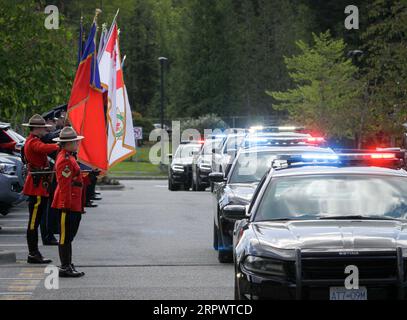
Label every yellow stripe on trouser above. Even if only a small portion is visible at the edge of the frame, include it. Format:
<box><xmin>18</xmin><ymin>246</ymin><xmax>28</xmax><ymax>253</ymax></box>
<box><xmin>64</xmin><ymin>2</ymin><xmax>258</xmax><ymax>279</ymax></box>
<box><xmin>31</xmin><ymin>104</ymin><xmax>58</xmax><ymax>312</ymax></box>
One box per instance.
<box><xmin>30</xmin><ymin>196</ymin><xmax>41</xmax><ymax>231</ymax></box>
<box><xmin>60</xmin><ymin>211</ymin><xmax>66</xmax><ymax>245</ymax></box>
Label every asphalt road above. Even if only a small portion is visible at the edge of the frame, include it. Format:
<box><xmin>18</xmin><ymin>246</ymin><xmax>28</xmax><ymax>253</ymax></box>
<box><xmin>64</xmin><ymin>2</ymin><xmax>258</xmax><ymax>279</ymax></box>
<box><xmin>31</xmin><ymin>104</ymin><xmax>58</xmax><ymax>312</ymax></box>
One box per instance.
<box><xmin>0</xmin><ymin>181</ymin><xmax>234</xmax><ymax>300</ymax></box>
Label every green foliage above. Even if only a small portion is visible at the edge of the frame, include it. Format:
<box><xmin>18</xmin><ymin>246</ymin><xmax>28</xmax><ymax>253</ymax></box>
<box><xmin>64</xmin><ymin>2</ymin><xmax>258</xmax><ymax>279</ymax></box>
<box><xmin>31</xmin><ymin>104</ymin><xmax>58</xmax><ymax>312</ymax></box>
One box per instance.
<box><xmin>125</xmin><ymin>0</ymin><xmax>159</xmax><ymax>116</ymax></box>
<box><xmin>132</xmin><ymin>111</ymin><xmax>154</xmax><ymax>140</ymax></box>
<box><xmin>268</xmin><ymin>31</ymin><xmax>362</xmax><ymax>139</ymax></box>
<box><xmin>2</xmin><ymin>0</ymin><xmax>405</xmax><ymax>148</ymax></box>
<box><xmin>360</xmin><ymin>0</ymin><xmax>407</xmax><ymax>135</ymax></box>
<box><xmin>0</xmin><ymin>0</ymin><xmax>75</xmax><ymax>128</ymax></box>
<box><xmin>180</xmin><ymin>113</ymin><xmax>229</xmax><ymax>134</ymax></box>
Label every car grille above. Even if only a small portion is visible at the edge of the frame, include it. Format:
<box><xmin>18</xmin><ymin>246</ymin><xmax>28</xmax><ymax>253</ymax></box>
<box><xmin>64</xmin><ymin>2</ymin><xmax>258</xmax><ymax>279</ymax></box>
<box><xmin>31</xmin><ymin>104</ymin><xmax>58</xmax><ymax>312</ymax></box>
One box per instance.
<box><xmin>287</xmin><ymin>251</ymin><xmax>406</xmax><ymax>283</ymax></box>
<box><xmin>303</xmin><ymin>256</ymin><xmax>397</xmax><ymax>281</ymax></box>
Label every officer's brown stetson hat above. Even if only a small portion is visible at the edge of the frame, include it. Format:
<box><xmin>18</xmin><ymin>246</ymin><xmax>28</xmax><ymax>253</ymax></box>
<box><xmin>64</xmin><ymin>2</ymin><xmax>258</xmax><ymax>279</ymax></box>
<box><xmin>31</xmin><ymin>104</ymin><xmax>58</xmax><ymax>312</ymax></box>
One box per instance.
<box><xmin>22</xmin><ymin>114</ymin><xmax>53</xmax><ymax>128</ymax></box>
<box><xmin>53</xmin><ymin>127</ymin><xmax>84</xmax><ymax>143</ymax></box>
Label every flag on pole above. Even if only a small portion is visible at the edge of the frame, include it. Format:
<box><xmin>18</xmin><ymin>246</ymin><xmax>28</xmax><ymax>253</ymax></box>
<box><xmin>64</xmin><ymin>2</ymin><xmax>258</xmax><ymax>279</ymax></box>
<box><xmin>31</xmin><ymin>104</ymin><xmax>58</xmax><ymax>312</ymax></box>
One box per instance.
<box><xmin>77</xmin><ymin>16</ymin><xmax>85</xmax><ymax>66</ymax></box>
<box><xmin>67</xmin><ymin>21</ymin><xmax>108</xmax><ymax>171</ymax></box>
<box><xmin>97</xmin><ymin>23</ymin><xmax>108</xmax><ymax>62</ymax></box>
<box><xmin>99</xmin><ymin>22</ymin><xmax>136</xmax><ymax>168</ymax></box>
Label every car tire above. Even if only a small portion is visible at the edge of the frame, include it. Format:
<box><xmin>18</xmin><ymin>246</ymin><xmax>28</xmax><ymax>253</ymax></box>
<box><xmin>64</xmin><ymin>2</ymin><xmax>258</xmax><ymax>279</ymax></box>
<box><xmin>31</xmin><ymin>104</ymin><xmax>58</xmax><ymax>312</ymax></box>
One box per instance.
<box><xmin>213</xmin><ymin>222</ymin><xmax>219</xmax><ymax>250</ymax></box>
<box><xmin>218</xmin><ymin>249</ymin><xmax>233</xmax><ymax>263</ymax></box>
<box><xmin>168</xmin><ymin>177</ymin><xmax>179</xmax><ymax>191</ymax></box>
<box><xmin>234</xmin><ymin>274</ymin><xmax>245</xmax><ymax>300</ymax></box>
<box><xmin>217</xmin><ymin>221</ymin><xmax>233</xmax><ymax>263</ymax></box>
<box><xmin>196</xmin><ymin>174</ymin><xmax>206</xmax><ymax>191</ymax></box>
<box><xmin>192</xmin><ymin>173</ymin><xmax>197</xmax><ymax>191</ymax></box>
<box><xmin>0</xmin><ymin>205</ymin><xmax>11</xmax><ymax>216</ymax></box>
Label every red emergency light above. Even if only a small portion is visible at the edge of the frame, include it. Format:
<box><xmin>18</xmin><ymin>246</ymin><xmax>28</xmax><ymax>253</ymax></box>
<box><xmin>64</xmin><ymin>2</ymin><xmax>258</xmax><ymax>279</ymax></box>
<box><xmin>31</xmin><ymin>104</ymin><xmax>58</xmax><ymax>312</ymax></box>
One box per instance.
<box><xmin>307</xmin><ymin>137</ymin><xmax>325</xmax><ymax>143</ymax></box>
<box><xmin>370</xmin><ymin>153</ymin><xmax>396</xmax><ymax>159</ymax></box>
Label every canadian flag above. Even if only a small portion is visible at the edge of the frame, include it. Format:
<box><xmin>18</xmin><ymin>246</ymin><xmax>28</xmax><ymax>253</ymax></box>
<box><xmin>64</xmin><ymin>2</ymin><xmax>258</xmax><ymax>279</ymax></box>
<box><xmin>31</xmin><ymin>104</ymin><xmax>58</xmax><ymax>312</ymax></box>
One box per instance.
<box><xmin>99</xmin><ymin>23</ymin><xmax>136</xmax><ymax>168</ymax></box>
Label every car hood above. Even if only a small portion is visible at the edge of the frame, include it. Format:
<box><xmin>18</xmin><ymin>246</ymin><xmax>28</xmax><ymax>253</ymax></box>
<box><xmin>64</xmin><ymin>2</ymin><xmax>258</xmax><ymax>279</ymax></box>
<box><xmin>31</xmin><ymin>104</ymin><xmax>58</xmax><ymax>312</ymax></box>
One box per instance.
<box><xmin>172</xmin><ymin>158</ymin><xmax>194</xmax><ymax>166</ymax></box>
<box><xmin>199</xmin><ymin>155</ymin><xmax>212</xmax><ymax>163</ymax></box>
<box><xmin>252</xmin><ymin>220</ymin><xmax>407</xmax><ymax>251</ymax></box>
<box><xmin>0</xmin><ymin>153</ymin><xmax>15</xmax><ymax>165</ymax></box>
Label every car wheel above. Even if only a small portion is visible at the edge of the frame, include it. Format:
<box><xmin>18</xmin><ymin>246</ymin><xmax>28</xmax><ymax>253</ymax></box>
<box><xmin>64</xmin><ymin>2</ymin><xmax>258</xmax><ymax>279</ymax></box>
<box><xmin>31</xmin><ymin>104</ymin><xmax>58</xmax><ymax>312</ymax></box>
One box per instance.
<box><xmin>218</xmin><ymin>249</ymin><xmax>233</xmax><ymax>263</ymax></box>
<box><xmin>192</xmin><ymin>173</ymin><xmax>197</xmax><ymax>191</ymax></box>
<box><xmin>0</xmin><ymin>204</ymin><xmax>10</xmax><ymax>216</ymax></box>
<box><xmin>213</xmin><ymin>222</ymin><xmax>219</xmax><ymax>250</ymax></box>
<box><xmin>168</xmin><ymin>177</ymin><xmax>179</xmax><ymax>191</ymax></box>
<box><xmin>234</xmin><ymin>274</ymin><xmax>244</xmax><ymax>300</ymax></box>
<box><xmin>196</xmin><ymin>175</ymin><xmax>206</xmax><ymax>191</ymax></box>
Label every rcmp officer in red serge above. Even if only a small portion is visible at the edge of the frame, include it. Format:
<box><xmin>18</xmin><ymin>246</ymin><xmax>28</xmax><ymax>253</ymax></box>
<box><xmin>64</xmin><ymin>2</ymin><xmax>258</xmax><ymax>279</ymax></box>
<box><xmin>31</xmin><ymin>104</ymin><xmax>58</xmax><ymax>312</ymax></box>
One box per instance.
<box><xmin>52</xmin><ymin>127</ymin><xmax>85</xmax><ymax>278</ymax></box>
<box><xmin>22</xmin><ymin>114</ymin><xmax>60</xmax><ymax>264</ymax></box>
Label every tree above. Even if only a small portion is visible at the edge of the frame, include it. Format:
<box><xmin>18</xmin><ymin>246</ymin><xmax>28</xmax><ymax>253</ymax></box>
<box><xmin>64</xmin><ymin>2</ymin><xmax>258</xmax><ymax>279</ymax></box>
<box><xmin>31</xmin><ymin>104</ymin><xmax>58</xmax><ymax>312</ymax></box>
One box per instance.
<box><xmin>125</xmin><ymin>0</ymin><xmax>159</xmax><ymax>116</ymax></box>
<box><xmin>267</xmin><ymin>31</ymin><xmax>362</xmax><ymax>140</ymax></box>
<box><xmin>0</xmin><ymin>0</ymin><xmax>75</xmax><ymax>128</ymax></box>
<box><xmin>230</xmin><ymin>0</ymin><xmax>315</xmax><ymax>117</ymax></box>
<box><xmin>360</xmin><ymin>0</ymin><xmax>407</xmax><ymax>140</ymax></box>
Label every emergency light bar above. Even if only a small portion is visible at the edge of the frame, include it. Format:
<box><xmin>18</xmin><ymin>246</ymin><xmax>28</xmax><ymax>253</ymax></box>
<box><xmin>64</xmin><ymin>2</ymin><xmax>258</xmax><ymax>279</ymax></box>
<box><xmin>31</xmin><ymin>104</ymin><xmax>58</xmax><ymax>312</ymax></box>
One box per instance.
<box><xmin>335</xmin><ymin>150</ymin><xmax>405</xmax><ymax>169</ymax></box>
<box><xmin>243</xmin><ymin>136</ymin><xmax>326</xmax><ymax>148</ymax></box>
<box><xmin>248</xmin><ymin>126</ymin><xmax>306</xmax><ymax>134</ymax></box>
<box><xmin>271</xmin><ymin>149</ymin><xmax>406</xmax><ymax>171</ymax></box>
<box><xmin>271</xmin><ymin>153</ymin><xmax>339</xmax><ymax>170</ymax></box>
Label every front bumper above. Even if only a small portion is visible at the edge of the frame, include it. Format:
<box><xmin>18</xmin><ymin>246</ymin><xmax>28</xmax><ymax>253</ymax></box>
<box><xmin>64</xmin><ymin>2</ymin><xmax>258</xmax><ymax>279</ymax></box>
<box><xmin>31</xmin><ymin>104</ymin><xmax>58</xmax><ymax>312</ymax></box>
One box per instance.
<box><xmin>170</xmin><ymin>165</ymin><xmax>192</xmax><ymax>185</ymax></box>
<box><xmin>197</xmin><ymin>168</ymin><xmax>211</xmax><ymax>185</ymax></box>
<box><xmin>237</xmin><ymin>249</ymin><xmax>407</xmax><ymax>300</ymax></box>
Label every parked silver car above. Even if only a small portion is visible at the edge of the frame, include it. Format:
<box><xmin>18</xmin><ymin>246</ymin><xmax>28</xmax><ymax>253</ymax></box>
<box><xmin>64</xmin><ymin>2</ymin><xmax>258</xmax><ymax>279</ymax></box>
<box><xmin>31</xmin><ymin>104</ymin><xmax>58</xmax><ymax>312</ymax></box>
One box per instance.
<box><xmin>0</xmin><ymin>154</ymin><xmax>24</xmax><ymax>215</ymax></box>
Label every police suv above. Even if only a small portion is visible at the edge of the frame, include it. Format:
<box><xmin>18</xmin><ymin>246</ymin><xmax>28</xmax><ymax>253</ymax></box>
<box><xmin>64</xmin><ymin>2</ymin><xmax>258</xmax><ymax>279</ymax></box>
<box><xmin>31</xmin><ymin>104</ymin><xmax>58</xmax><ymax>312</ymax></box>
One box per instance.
<box><xmin>229</xmin><ymin>151</ymin><xmax>407</xmax><ymax>300</ymax></box>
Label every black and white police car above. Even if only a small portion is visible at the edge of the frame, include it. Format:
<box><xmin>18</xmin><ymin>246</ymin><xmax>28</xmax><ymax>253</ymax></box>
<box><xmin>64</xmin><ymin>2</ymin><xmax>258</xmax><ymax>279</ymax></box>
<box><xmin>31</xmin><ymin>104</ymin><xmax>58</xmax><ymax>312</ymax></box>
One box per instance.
<box><xmin>229</xmin><ymin>151</ymin><xmax>407</xmax><ymax>300</ymax></box>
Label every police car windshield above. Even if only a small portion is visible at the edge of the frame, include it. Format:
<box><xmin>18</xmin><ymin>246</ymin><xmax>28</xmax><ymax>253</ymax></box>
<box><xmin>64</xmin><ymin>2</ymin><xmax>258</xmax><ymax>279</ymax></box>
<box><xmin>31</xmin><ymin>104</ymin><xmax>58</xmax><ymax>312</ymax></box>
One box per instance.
<box><xmin>223</xmin><ymin>136</ymin><xmax>245</xmax><ymax>154</ymax></box>
<box><xmin>255</xmin><ymin>175</ymin><xmax>407</xmax><ymax>222</ymax></box>
<box><xmin>202</xmin><ymin>139</ymin><xmax>223</xmax><ymax>155</ymax></box>
<box><xmin>229</xmin><ymin>152</ymin><xmax>277</xmax><ymax>184</ymax></box>
<box><xmin>174</xmin><ymin>145</ymin><xmax>201</xmax><ymax>159</ymax></box>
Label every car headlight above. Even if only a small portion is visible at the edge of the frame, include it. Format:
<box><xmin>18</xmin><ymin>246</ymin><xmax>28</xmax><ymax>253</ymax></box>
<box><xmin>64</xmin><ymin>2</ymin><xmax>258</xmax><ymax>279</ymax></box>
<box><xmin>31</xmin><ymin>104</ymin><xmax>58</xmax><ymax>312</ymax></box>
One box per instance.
<box><xmin>0</xmin><ymin>163</ymin><xmax>16</xmax><ymax>175</ymax></box>
<box><xmin>242</xmin><ymin>255</ymin><xmax>285</xmax><ymax>276</ymax></box>
<box><xmin>198</xmin><ymin>162</ymin><xmax>212</xmax><ymax>171</ymax></box>
<box><xmin>171</xmin><ymin>164</ymin><xmax>184</xmax><ymax>172</ymax></box>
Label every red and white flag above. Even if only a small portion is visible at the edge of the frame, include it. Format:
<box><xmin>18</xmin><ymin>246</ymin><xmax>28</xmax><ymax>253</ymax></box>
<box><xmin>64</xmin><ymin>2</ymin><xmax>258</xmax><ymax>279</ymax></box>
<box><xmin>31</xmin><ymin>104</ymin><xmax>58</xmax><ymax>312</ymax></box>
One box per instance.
<box><xmin>99</xmin><ymin>23</ymin><xmax>136</xmax><ymax>168</ymax></box>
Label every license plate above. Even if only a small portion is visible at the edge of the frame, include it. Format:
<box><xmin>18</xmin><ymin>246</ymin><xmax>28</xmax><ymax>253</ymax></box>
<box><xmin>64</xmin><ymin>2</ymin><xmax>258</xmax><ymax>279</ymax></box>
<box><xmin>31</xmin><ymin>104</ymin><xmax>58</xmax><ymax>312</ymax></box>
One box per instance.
<box><xmin>329</xmin><ymin>287</ymin><xmax>367</xmax><ymax>300</ymax></box>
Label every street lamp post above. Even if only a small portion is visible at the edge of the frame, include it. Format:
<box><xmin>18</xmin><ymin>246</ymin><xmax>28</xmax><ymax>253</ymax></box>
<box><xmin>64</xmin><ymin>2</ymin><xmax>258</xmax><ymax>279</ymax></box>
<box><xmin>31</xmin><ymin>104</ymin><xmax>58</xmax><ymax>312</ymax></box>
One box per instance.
<box><xmin>348</xmin><ymin>50</ymin><xmax>365</xmax><ymax>149</ymax></box>
<box><xmin>159</xmin><ymin>57</ymin><xmax>168</xmax><ymax>166</ymax></box>
<box><xmin>159</xmin><ymin>57</ymin><xmax>168</xmax><ymax>130</ymax></box>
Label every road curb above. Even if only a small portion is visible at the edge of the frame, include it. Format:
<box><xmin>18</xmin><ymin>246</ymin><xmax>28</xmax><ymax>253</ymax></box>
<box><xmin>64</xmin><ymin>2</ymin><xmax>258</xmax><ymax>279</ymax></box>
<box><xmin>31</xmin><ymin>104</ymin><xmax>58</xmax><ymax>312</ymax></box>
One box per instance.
<box><xmin>0</xmin><ymin>250</ymin><xmax>16</xmax><ymax>264</ymax></box>
<box><xmin>96</xmin><ymin>184</ymin><xmax>125</xmax><ymax>191</ymax></box>
<box><xmin>107</xmin><ymin>176</ymin><xmax>167</xmax><ymax>181</ymax></box>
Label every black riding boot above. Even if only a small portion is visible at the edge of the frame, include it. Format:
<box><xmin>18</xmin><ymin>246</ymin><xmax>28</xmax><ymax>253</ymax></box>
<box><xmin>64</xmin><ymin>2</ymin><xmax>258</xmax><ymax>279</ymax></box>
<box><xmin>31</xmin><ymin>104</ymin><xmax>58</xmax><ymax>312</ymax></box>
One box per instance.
<box><xmin>27</xmin><ymin>229</ymin><xmax>52</xmax><ymax>264</ymax></box>
<box><xmin>58</xmin><ymin>244</ymin><xmax>84</xmax><ymax>278</ymax></box>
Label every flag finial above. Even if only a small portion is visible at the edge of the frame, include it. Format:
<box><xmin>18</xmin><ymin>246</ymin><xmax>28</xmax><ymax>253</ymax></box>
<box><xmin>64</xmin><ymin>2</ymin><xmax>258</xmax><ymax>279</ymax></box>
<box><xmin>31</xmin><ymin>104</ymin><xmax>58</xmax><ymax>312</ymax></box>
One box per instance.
<box><xmin>94</xmin><ymin>8</ymin><xmax>102</xmax><ymax>23</ymax></box>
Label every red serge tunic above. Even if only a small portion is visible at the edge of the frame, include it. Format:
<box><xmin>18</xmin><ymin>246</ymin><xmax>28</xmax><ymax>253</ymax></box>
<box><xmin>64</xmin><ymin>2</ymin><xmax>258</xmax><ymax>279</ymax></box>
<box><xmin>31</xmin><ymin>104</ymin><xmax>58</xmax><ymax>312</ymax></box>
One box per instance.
<box><xmin>22</xmin><ymin>134</ymin><xmax>60</xmax><ymax>197</ymax></box>
<box><xmin>52</xmin><ymin>149</ymin><xmax>84</xmax><ymax>213</ymax></box>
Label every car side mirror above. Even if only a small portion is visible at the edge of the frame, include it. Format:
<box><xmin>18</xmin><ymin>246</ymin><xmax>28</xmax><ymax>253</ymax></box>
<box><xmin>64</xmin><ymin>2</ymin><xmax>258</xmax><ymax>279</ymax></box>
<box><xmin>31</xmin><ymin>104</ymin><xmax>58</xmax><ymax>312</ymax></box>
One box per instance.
<box><xmin>223</xmin><ymin>205</ymin><xmax>247</xmax><ymax>220</ymax></box>
<box><xmin>209</xmin><ymin>172</ymin><xmax>225</xmax><ymax>183</ymax></box>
